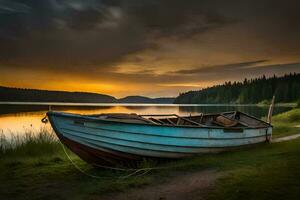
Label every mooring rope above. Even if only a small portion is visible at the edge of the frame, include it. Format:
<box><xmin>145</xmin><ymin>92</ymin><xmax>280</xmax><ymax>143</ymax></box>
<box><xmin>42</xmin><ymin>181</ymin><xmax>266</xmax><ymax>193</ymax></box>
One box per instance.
<box><xmin>59</xmin><ymin>136</ymin><xmax>169</xmax><ymax>179</ymax></box>
<box><xmin>60</xmin><ymin>141</ymin><xmax>170</xmax><ymax>179</ymax></box>
<box><xmin>60</xmin><ymin>141</ymin><xmax>109</xmax><ymax>179</ymax></box>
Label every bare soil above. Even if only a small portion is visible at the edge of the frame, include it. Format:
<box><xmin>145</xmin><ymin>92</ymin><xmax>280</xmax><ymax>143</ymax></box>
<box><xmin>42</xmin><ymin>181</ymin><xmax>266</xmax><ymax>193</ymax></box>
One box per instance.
<box><xmin>272</xmin><ymin>133</ymin><xmax>300</xmax><ymax>143</ymax></box>
<box><xmin>98</xmin><ymin>170</ymin><xmax>223</xmax><ymax>200</ymax></box>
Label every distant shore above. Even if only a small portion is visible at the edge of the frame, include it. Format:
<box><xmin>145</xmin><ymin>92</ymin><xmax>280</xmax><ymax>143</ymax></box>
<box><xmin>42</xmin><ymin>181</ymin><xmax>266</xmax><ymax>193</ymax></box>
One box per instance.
<box><xmin>0</xmin><ymin>101</ymin><xmax>297</xmax><ymax>107</ymax></box>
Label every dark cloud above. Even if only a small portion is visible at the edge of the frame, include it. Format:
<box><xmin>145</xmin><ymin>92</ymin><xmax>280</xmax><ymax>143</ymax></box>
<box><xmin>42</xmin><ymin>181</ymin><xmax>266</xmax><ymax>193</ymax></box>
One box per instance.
<box><xmin>170</xmin><ymin>60</ymin><xmax>269</xmax><ymax>75</ymax></box>
<box><xmin>0</xmin><ymin>0</ymin><xmax>30</xmax><ymax>14</ymax></box>
<box><xmin>1</xmin><ymin>0</ymin><xmax>300</xmax><ymax>97</ymax></box>
<box><xmin>105</xmin><ymin>61</ymin><xmax>300</xmax><ymax>85</ymax></box>
<box><xmin>122</xmin><ymin>0</ymin><xmax>233</xmax><ymax>37</ymax></box>
<box><xmin>0</xmin><ymin>0</ymin><xmax>232</xmax><ymax>71</ymax></box>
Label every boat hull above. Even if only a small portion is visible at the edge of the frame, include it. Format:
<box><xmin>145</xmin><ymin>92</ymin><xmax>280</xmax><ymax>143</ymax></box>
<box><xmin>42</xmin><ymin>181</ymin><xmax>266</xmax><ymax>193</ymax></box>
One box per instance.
<box><xmin>48</xmin><ymin>111</ymin><xmax>272</xmax><ymax>166</ymax></box>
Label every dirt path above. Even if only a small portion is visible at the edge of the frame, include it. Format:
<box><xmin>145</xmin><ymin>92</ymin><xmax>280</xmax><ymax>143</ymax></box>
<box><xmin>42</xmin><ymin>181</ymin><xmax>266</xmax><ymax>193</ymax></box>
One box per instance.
<box><xmin>272</xmin><ymin>133</ymin><xmax>300</xmax><ymax>143</ymax></box>
<box><xmin>99</xmin><ymin>170</ymin><xmax>223</xmax><ymax>200</ymax></box>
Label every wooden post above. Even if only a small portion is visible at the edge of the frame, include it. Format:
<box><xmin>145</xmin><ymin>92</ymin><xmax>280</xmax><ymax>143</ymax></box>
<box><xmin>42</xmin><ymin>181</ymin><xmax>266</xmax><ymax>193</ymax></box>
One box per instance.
<box><xmin>267</xmin><ymin>96</ymin><xmax>275</xmax><ymax>124</ymax></box>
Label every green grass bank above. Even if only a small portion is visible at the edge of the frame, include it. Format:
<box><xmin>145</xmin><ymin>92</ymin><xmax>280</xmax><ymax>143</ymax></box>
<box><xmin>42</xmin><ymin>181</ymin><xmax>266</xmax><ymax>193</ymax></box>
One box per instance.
<box><xmin>271</xmin><ymin>108</ymin><xmax>300</xmax><ymax>138</ymax></box>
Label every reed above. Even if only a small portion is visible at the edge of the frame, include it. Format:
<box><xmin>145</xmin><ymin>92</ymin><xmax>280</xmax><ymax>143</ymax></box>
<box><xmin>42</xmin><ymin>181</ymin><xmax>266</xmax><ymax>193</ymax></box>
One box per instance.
<box><xmin>0</xmin><ymin>127</ymin><xmax>61</xmax><ymax>158</ymax></box>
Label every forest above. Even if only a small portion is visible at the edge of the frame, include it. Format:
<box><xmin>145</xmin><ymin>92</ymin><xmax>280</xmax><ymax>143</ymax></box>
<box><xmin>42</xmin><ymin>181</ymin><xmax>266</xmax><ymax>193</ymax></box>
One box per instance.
<box><xmin>174</xmin><ymin>73</ymin><xmax>300</xmax><ymax>104</ymax></box>
<box><xmin>0</xmin><ymin>87</ymin><xmax>174</xmax><ymax>103</ymax></box>
<box><xmin>0</xmin><ymin>86</ymin><xmax>116</xmax><ymax>103</ymax></box>
<box><xmin>1</xmin><ymin>73</ymin><xmax>299</xmax><ymax>104</ymax></box>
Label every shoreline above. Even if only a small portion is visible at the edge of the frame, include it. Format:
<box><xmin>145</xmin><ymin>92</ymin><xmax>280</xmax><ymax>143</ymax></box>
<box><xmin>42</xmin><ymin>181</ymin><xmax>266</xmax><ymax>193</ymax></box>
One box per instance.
<box><xmin>0</xmin><ymin>101</ymin><xmax>297</xmax><ymax>107</ymax></box>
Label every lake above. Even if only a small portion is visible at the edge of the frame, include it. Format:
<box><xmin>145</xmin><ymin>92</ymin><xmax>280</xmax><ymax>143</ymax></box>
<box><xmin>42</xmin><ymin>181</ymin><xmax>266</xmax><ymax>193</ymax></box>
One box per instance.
<box><xmin>0</xmin><ymin>103</ymin><xmax>293</xmax><ymax>138</ymax></box>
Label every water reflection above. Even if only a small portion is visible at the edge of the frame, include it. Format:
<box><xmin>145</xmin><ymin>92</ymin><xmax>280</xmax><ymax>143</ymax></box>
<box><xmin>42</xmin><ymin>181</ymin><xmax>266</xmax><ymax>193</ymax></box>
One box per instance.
<box><xmin>0</xmin><ymin>104</ymin><xmax>292</xmax><ymax>137</ymax></box>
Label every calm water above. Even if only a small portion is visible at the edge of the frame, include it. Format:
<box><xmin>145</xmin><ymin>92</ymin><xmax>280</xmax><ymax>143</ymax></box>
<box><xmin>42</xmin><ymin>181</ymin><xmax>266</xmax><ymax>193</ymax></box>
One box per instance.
<box><xmin>0</xmin><ymin>103</ymin><xmax>292</xmax><ymax>138</ymax></box>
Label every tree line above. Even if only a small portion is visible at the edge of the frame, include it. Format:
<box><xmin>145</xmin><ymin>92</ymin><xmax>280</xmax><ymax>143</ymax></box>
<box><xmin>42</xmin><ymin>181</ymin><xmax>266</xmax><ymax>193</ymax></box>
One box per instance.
<box><xmin>0</xmin><ymin>86</ymin><xmax>116</xmax><ymax>103</ymax></box>
<box><xmin>0</xmin><ymin>87</ymin><xmax>174</xmax><ymax>103</ymax></box>
<box><xmin>174</xmin><ymin>73</ymin><xmax>300</xmax><ymax>104</ymax></box>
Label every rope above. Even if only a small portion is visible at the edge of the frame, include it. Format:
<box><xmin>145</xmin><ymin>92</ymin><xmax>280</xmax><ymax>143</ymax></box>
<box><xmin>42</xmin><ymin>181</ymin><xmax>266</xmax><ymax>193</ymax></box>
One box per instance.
<box><xmin>41</xmin><ymin>116</ymin><xmax>48</xmax><ymax>124</ymax></box>
<box><xmin>59</xmin><ymin>139</ymin><xmax>169</xmax><ymax>179</ymax></box>
<box><xmin>60</xmin><ymin>141</ymin><xmax>108</xmax><ymax>179</ymax></box>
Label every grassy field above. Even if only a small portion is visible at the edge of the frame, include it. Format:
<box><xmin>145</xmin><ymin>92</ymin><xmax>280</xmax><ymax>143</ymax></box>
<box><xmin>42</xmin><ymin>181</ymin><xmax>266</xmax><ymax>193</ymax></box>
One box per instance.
<box><xmin>0</xmin><ymin>108</ymin><xmax>300</xmax><ymax>200</ymax></box>
<box><xmin>271</xmin><ymin>108</ymin><xmax>300</xmax><ymax>138</ymax></box>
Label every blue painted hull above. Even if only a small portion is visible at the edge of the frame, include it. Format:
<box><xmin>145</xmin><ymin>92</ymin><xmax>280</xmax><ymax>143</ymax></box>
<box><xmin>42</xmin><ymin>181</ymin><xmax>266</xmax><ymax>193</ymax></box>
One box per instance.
<box><xmin>47</xmin><ymin>111</ymin><xmax>272</xmax><ymax>165</ymax></box>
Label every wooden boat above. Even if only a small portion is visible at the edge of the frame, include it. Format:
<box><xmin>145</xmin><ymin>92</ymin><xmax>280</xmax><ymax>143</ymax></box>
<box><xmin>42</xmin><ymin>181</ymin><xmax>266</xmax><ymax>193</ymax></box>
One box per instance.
<box><xmin>47</xmin><ymin>108</ymin><xmax>273</xmax><ymax>167</ymax></box>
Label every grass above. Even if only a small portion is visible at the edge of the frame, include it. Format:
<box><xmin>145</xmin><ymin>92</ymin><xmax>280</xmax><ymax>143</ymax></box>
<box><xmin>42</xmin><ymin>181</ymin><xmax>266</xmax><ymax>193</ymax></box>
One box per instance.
<box><xmin>207</xmin><ymin>139</ymin><xmax>300</xmax><ymax>200</ymax></box>
<box><xmin>0</xmin><ymin>127</ymin><xmax>60</xmax><ymax>158</ymax></box>
<box><xmin>0</xmin><ymin>129</ymin><xmax>160</xmax><ymax>200</ymax></box>
<box><xmin>0</xmin><ymin>109</ymin><xmax>300</xmax><ymax>199</ymax></box>
<box><xmin>271</xmin><ymin>108</ymin><xmax>300</xmax><ymax>138</ymax></box>
<box><xmin>257</xmin><ymin>102</ymin><xmax>297</xmax><ymax>107</ymax></box>
<box><xmin>257</xmin><ymin>99</ymin><xmax>272</xmax><ymax>106</ymax></box>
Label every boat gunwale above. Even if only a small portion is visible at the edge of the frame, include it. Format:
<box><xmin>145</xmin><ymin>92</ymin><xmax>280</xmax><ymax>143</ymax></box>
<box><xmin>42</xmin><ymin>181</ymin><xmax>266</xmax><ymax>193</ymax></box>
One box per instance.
<box><xmin>47</xmin><ymin>111</ymin><xmax>272</xmax><ymax>130</ymax></box>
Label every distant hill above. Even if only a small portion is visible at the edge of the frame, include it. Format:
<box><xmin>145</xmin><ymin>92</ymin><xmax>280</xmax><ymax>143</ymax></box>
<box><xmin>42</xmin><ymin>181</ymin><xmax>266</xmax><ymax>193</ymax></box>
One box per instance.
<box><xmin>174</xmin><ymin>73</ymin><xmax>300</xmax><ymax>104</ymax></box>
<box><xmin>0</xmin><ymin>86</ymin><xmax>116</xmax><ymax>103</ymax></box>
<box><xmin>118</xmin><ymin>96</ymin><xmax>174</xmax><ymax>104</ymax></box>
<box><xmin>0</xmin><ymin>86</ymin><xmax>174</xmax><ymax>104</ymax></box>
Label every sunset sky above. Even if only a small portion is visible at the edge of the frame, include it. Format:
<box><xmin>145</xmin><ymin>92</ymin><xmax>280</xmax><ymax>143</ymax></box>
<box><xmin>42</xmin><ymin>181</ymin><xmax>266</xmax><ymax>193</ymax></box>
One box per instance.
<box><xmin>1</xmin><ymin>0</ymin><xmax>300</xmax><ymax>97</ymax></box>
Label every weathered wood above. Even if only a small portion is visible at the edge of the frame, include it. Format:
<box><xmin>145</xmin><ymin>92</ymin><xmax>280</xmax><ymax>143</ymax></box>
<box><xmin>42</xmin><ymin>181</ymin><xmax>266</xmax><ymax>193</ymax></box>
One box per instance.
<box><xmin>141</xmin><ymin>113</ymin><xmax>203</xmax><ymax>126</ymax></box>
<box><xmin>267</xmin><ymin>96</ymin><xmax>275</xmax><ymax>124</ymax></box>
<box><xmin>175</xmin><ymin>115</ymin><xmax>204</xmax><ymax>126</ymax></box>
<box><xmin>139</xmin><ymin>114</ymin><xmax>178</xmax><ymax>117</ymax></box>
<box><xmin>166</xmin><ymin>118</ymin><xmax>176</xmax><ymax>125</ymax></box>
<box><xmin>149</xmin><ymin>117</ymin><xmax>166</xmax><ymax>124</ymax></box>
<box><xmin>199</xmin><ymin>113</ymin><xmax>204</xmax><ymax>123</ymax></box>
